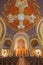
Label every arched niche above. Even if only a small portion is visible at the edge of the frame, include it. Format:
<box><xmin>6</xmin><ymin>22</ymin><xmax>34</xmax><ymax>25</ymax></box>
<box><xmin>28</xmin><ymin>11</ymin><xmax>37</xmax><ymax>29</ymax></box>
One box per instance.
<box><xmin>30</xmin><ymin>38</ymin><xmax>42</xmax><ymax>57</ymax></box>
<box><xmin>1</xmin><ymin>38</ymin><xmax>13</xmax><ymax>57</ymax></box>
<box><xmin>3</xmin><ymin>38</ymin><xmax>12</xmax><ymax>49</ymax></box>
<box><xmin>13</xmin><ymin>31</ymin><xmax>30</xmax><ymax>56</ymax></box>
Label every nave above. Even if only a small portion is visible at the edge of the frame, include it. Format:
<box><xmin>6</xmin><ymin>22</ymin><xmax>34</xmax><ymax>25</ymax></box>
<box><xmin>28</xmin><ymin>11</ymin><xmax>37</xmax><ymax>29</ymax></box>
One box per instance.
<box><xmin>0</xmin><ymin>56</ymin><xmax>43</xmax><ymax>65</ymax></box>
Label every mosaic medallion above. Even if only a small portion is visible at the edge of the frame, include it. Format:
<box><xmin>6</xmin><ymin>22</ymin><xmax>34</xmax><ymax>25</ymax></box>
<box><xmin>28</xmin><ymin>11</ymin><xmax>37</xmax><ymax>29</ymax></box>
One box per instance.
<box><xmin>3</xmin><ymin>0</ymin><xmax>37</xmax><ymax>31</ymax></box>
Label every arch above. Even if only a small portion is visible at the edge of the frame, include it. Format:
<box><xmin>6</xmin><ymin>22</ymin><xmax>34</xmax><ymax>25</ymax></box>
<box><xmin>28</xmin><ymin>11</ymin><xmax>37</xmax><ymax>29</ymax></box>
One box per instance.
<box><xmin>3</xmin><ymin>38</ymin><xmax>12</xmax><ymax>49</ymax></box>
<box><xmin>37</xmin><ymin>18</ymin><xmax>43</xmax><ymax>41</ymax></box>
<box><xmin>30</xmin><ymin>38</ymin><xmax>40</xmax><ymax>48</ymax></box>
<box><xmin>37</xmin><ymin>18</ymin><xmax>43</xmax><ymax>52</ymax></box>
<box><xmin>13</xmin><ymin>31</ymin><xmax>31</xmax><ymax>56</ymax></box>
<box><xmin>0</xmin><ymin>17</ymin><xmax>6</xmax><ymax>51</ymax></box>
<box><xmin>0</xmin><ymin>17</ymin><xmax>6</xmax><ymax>40</ymax></box>
<box><xmin>13</xmin><ymin>31</ymin><xmax>29</xmax><ymax>49</ymax></box>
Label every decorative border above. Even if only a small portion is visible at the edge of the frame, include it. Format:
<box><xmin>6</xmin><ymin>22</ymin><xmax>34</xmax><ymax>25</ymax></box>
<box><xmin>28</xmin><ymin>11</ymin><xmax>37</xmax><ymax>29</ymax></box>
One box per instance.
<box><xmin>37</xmin><ymin>18</ymin><xmax>43</xmax><ymax>41</ymax></box>
<box><xmin>0</xmin><ymin>17</ymin><xmax>6</xmax><ymax>40</ymax></box>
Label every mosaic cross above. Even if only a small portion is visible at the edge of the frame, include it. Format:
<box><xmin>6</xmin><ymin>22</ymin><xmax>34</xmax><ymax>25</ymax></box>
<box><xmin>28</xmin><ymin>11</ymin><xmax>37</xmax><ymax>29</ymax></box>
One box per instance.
<box><xmin>7</xmin><ymin>0</ymin><xmax>36</xmax><ymax>29</ymax></box>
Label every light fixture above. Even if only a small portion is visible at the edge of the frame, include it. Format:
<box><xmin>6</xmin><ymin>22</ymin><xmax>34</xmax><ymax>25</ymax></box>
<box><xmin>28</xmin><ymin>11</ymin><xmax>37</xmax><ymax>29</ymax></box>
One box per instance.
<box><xmin>1</xmin><ymin>49</ymin><xmax>8</xmax><ymax>57</ymax></box>
<box><xmin>36</xmin><ymin>49</ymin><xmax>42</xmax><ymax>57</ymax></box>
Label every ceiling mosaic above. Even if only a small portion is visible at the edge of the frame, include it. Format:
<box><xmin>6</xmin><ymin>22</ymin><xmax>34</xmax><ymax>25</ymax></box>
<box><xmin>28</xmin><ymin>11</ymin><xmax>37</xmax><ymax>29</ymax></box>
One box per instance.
<box><xmin>3</xmin><ymin>0</ymin><xmax>38</xmax><ymax>31</ymax></box>
<box><xmin>0</xmin><ymin>0</ymin><xmax>43</xmax><ymax>40</ymax></box>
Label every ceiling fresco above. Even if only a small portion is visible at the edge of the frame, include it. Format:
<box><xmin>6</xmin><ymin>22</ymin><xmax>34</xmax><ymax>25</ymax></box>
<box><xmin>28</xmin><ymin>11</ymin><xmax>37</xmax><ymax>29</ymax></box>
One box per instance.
<box><xmin>3</xmin><ymin>0</ymin><xmax>37</xmax><ymax>31</ymax></box>
<box><xmin>0</xmin><ymin>0</ymin><xmax>43</xmax><ymax>39</ymax></box>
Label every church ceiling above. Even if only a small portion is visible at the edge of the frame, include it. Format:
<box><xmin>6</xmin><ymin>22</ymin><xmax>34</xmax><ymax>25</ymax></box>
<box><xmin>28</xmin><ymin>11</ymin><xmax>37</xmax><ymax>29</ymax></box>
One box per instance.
<box><xmin>0</xmin><ymin>0</ymin><xmax>43</xmax><ymax>40</ymax></box>
<box><xmin>2</xmin><ymin>0</ymin><xmax>38</xmax><ymax>32</ymax></box>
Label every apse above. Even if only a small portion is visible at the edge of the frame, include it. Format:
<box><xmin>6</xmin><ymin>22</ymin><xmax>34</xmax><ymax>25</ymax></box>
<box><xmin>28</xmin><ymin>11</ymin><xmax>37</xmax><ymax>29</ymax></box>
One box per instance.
<box><xmin>13</xmin><ymin>32</ymin><xmax>30</xmax><ymax>56</ymax></box>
